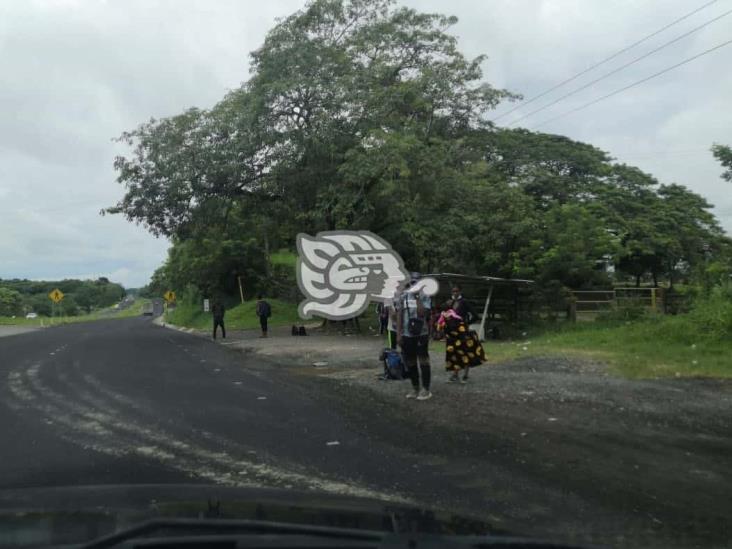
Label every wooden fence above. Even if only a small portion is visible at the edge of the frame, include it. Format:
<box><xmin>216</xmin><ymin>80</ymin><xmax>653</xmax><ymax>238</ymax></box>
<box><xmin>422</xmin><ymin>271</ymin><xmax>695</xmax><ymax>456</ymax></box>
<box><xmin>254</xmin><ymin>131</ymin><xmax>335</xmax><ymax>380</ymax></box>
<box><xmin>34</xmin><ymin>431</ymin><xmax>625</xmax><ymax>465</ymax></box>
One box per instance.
<box><xmin>568</xmin><ymin>287</ymin><xmax>676</xmax><ymax>319</ymax></box>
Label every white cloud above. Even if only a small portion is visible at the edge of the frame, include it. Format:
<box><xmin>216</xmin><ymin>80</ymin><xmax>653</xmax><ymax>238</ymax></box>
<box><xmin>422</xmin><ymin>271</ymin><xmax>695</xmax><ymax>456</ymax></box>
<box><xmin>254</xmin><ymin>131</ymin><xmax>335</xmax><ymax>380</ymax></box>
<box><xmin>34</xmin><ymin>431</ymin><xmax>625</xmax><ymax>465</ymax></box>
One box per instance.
<box><xmin>1</xmin><ymin>0</ymin><xmax>730</xmax><ymax>288</ymax></box>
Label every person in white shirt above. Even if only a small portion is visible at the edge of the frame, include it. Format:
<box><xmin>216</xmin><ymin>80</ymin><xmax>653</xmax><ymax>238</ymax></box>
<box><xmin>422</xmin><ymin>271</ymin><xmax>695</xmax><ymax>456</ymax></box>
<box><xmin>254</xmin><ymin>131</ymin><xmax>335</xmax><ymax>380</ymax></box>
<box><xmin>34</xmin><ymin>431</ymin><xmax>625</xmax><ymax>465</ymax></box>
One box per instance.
<box><xmin>395</xmin><ymin>274</ymin><xmax>433</xmax><ymax>401</ymax></box>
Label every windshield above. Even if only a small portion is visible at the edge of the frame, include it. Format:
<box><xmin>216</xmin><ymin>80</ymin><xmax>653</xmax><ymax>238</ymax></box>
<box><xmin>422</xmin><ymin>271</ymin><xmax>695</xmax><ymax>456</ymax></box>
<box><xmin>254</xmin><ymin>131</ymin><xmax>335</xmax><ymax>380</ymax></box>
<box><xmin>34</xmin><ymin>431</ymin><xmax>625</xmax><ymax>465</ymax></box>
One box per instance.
<box><xmin>1</xmin><ymin>1</ymin><xmax>731</xmax><ymax>548</ymax></box>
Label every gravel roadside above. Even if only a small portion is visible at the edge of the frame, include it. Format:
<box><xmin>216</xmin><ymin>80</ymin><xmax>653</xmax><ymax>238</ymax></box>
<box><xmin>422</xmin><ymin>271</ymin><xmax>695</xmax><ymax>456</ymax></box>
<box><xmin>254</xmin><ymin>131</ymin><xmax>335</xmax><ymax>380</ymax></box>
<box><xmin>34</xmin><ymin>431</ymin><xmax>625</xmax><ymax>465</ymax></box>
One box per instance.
<box><xmin>220</xmin><ymin>329</ymin><xmax>732</xmax><ymax>548</ymax></box>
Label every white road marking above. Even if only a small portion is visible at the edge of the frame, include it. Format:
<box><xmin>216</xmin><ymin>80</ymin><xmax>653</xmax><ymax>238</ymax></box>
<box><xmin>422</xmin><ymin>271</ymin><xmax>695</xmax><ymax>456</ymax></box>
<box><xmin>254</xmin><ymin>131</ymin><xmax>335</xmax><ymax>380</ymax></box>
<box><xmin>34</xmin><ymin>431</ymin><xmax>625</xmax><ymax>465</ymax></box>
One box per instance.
<box><xmin>6</xmin><ymin>361</ymin><xmax>408</xmax><ymax>503</ymax></box>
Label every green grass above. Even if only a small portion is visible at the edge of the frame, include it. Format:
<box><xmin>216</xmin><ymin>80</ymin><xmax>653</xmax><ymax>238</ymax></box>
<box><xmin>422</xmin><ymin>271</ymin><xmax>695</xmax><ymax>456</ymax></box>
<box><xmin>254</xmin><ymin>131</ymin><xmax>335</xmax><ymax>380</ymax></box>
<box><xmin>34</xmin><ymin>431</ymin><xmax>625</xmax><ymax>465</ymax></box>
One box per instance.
<box><xmin>270</xmin><ymin>249</ymin><xmax>297</xmax><ymax>268</ymax></box>
<box><xmin>0</xmin><ymin>316</ymin><xmax>42</xmax><ymax>326</ymax></box>
<box><xmin>478</xmin><ymin>316</ymin><xmax>731</xmax><ymax>379</ymax></box>
<box><xmin>165</xmin><ymin>298</ymin><xmax>301</xmax><ymax>331</ymax></box>
<box><xmin>114</xmin><ymin>299</ymin><xmax>149</xmax><ymax>318</ymax></box>
<box><xmin>0</xmin><ymin>299</ymin><xmax>150</xmax><ymax>327</ymax></box>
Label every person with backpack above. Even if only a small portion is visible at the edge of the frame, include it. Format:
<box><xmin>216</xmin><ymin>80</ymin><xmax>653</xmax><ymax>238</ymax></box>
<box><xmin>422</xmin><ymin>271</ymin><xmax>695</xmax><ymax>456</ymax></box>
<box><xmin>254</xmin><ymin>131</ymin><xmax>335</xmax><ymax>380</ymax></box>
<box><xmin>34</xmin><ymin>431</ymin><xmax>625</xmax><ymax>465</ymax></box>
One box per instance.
<box><xmin>212</xmin><ymin>299</ymin><xmax>226</xmax><ymax>340</ymax></box>
<box><xmin>255</xmin><ymin>294</ymin><xmax>271</xmax><ymax>338</ymax></box>
<box><xmin>396</xmin><ymin>274</ymin><xmax>433</xmax><ymax>401</ymax></box>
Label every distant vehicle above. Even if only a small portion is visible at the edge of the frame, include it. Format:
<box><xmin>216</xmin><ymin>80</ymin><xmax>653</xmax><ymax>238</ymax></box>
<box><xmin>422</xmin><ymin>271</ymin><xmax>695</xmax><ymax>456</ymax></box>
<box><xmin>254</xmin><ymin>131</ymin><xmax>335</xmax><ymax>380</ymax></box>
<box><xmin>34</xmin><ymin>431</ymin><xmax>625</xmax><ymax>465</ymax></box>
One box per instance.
<box><xmin>142</xmin><ymin>302</ymin><xmax>154</xmax><ymax>316</ymax></box>
<box><xmin>25</xmin><ymin>312</ymin><xmax>38</xmax><ymax>319</ymax></box>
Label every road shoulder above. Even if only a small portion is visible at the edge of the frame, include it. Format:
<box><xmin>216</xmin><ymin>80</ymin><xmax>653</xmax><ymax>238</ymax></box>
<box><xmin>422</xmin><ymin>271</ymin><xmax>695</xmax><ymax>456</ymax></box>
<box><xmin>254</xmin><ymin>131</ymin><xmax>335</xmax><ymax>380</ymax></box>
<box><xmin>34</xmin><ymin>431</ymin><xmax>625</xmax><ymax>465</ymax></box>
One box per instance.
<box><xmin>0</xmin><ymin>325</ymin><xmax>40</xmax><ymax>338</ymax></box>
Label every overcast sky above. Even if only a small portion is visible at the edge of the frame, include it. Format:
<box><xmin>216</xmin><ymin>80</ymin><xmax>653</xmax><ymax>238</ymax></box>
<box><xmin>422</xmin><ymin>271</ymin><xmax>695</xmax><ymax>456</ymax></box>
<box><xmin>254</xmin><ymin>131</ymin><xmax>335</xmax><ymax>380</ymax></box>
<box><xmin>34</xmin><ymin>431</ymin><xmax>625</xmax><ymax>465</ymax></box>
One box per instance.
<box><xmin>1</xmin><ymin>0</ymin><xmax>730</xmax><ymax>287</ymax></box>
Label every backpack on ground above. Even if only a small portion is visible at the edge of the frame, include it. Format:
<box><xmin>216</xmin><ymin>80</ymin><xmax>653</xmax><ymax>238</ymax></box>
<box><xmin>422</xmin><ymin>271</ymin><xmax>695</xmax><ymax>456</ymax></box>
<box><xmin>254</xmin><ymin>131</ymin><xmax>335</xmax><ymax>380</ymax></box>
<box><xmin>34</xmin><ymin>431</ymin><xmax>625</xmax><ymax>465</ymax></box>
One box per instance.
<box><xmin>298</xmin><ymin>326</ymin><xmax>307</xmax><ymax>336</ymax></box>
<box><xmin>291</xmin><ymin>325</ymin><xmax>298</xmax><ymax>336</ymax></box>
<box><xmin>379</xmin><ymin>348</ymin><xmax>408</xmax><ymax>380</ymax></box>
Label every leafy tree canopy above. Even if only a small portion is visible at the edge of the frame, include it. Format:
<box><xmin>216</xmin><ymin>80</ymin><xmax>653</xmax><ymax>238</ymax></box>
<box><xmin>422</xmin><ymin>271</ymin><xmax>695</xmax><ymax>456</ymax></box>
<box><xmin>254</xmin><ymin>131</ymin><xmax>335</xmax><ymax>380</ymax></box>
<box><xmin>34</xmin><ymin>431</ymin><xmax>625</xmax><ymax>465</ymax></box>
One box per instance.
<box><xmin>107</xmin><ymin>0</ymin><xmax>731</xmax><ymax>298</ymax></box>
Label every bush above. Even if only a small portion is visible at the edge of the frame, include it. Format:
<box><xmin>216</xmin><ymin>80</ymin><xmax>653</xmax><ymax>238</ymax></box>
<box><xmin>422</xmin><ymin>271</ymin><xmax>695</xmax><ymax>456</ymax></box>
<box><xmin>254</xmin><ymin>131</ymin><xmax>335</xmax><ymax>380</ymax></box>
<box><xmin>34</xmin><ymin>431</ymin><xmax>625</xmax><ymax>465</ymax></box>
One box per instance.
<box><xmin>0</xmin><ymin>288</ymin><xmax>24</xmax><ymax>316</ymax></box>
<box><xmin>596</xmin><ymin>300</ymin><xmax>648</xmax><ymax>323</ymax></box>
<box><xmin>685</xmin><ymin>283</ymin><xmax>732</xmax><ymax>341</ymax></box>
<box><xmin>268</xmin><ymin>263</ymin><xmax>299</xmax><ymax>302</ymax></box>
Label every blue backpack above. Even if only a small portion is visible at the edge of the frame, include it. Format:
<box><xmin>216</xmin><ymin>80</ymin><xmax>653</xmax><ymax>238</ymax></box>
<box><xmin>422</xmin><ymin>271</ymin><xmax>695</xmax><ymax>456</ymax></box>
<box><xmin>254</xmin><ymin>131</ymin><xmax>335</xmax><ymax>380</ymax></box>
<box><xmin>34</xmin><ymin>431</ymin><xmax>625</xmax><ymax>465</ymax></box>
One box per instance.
<box><xmin>381</xmin><ymin>349</ymin><xmax>408</xmax><ymax>380</ymax></box>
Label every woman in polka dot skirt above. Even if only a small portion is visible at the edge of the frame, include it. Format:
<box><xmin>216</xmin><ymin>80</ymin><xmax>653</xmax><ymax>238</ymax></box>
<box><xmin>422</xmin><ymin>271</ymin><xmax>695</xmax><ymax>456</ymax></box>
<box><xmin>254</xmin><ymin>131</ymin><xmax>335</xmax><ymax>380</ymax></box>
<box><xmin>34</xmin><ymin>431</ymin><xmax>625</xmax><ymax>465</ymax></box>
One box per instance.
<box><xmin>437</xmin><ymin>307</ymin><xmax>486</xmax><ymax>383</ymax></box>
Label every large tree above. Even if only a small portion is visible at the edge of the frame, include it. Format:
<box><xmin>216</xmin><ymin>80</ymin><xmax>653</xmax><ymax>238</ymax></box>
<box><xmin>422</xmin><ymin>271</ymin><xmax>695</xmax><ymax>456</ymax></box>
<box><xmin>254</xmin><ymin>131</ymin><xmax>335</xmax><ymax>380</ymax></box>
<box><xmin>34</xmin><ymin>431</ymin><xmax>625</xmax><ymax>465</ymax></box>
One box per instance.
<box><xmin>712</xmin><ymin>143</ymin><xmax>732</xmax><ymax>183</ymax></box>
<box><xmin>107</xmin><ymin>0</ymin><xmax>729</xmax><ymax>298</ymax></box>
<box><xmin>106</xmin><ymin>0</ymin><xmax>513</xmax><ymax>238</ymax></box>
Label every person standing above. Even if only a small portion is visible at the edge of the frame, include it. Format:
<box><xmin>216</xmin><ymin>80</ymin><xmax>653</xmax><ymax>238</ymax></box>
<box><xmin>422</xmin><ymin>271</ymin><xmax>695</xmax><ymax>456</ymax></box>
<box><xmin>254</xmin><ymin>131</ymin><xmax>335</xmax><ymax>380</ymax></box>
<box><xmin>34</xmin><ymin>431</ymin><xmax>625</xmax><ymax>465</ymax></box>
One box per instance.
<box><xmin>386</xmin><ymin>300</ymin><xmax>398</xmax><ymax>350</ymax></box>
<box><xmin>396</xmin><ymin>275</ymin><xmax>433</xmax><ymax>401</ymax></box>
<box><xmin>256</xmin><ymin>294</ymin><xmax>271</xmax><ymax>338</ymax></box>
<box><xmin>376</xmin><ymin>302</ymin><xmax>389</xmax><ymax>335</ymax></box>
<box><xmin>212</xmin><ymin>300</ymin><xmax>226</xmax><ymax>340</ymax></box>
<box><xmin>451</xmin><ymin>285</ymin><xmax>474</xmax><ymax>324</ymax></box>
<box><xmin>447</xmin><ymin>285</ymin><xmax>480</xmax><ymax>382</ymax></box>
<box><xmin>438</xmin><ymin>306</ymin><xmax>486</xmax><ymax>383</ymax></box>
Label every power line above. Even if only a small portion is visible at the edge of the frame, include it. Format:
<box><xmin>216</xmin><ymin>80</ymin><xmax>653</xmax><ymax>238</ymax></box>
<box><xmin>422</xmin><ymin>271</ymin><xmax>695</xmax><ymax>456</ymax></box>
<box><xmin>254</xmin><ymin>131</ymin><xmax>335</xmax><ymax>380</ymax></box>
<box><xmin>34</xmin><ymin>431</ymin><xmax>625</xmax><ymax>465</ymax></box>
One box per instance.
<box><xmin>506</xmin><ymin>6</ymin><xmax>732</xmax><ymax>127</ymax></box>
<box><xmin>0</xmin><ymin>198</ymin><xmax>110</xmax><ymax>216</ymax></box>
<box><xmin>491</xmin><ymin>0</ymin><xmax>720</xmax><ymax>122</ymax></box>
<box><xmin>528</xmin><ymin>38</ymin><xmax>732</xmax><ymax>130</ymax></box>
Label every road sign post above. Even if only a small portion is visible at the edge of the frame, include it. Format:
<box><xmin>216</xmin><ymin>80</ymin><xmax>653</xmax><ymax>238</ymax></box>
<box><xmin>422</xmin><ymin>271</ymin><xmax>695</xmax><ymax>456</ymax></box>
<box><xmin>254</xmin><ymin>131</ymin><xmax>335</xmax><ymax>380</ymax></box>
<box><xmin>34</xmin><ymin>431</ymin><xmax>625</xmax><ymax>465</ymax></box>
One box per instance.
<box><xmin>48</xmin><ymin>289</ymin><xmax>64</xmax><ymax>323</ymax></box>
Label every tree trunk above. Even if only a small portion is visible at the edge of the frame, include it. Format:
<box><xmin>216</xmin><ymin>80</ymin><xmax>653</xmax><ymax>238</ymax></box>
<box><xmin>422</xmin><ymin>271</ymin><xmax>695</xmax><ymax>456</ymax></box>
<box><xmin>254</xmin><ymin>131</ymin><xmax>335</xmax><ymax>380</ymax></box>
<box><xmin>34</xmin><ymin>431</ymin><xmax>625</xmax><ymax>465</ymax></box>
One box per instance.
<box><xmin>263</xmin><ymin>230</ymin><xmax>272</xmax><ymax>278</ymax></box>
<box><xmin>652</xmin><ymin>271</ymin><xmax>658</xmax><ymax>288</ymax></box>
<box><xmin>635</xmin><ymin>274</ymin><xmax>641</xmax><ymax>288</ymax></box>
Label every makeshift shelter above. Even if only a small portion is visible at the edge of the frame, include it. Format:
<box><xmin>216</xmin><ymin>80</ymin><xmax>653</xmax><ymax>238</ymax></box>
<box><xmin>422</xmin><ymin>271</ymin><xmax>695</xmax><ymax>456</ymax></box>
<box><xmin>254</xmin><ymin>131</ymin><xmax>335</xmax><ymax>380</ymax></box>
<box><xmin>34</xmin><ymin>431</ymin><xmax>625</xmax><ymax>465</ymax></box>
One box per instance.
<box><xmin>423</xmin><ymin>273</ymin><xmax>535</xmax><ymax>340</ymax></box>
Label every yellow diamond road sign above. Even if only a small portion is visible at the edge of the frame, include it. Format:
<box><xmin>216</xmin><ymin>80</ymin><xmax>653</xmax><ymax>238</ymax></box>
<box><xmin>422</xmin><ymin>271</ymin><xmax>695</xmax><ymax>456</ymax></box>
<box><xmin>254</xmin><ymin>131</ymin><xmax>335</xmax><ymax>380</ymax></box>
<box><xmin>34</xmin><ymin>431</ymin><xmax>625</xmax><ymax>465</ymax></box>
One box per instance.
<box><xmin>164</xmin><ymin>291</ymin><xmax>176</xmax><ymax>303</ymax></box>
<box><xmin>49</xmin><ymin>289</ymin><xmax>64</xmax><ymax>303</ymax></box>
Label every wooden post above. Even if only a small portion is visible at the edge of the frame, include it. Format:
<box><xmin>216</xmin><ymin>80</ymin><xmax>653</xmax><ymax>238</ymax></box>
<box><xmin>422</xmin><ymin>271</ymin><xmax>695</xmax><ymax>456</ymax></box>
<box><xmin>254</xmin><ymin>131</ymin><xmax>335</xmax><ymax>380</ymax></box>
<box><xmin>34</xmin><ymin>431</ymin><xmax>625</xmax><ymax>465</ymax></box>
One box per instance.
<box><xmin>568</xmin><ymin>297</ymin><xmax>577</xmax><ymax>323</ymax></box>
<box><xmin>478</xmin><ymin>285</ymin><xmax>494</xmax><ymax>341</ymax></box>
<box><xmin>237</xmin><ymin>276</ymin><xmax>245</xmax><ymax>304</ymax></box>
<box><xmin>651</xmin><ymin>287</ymin><xmax>657</xmax><ymax>311</ymax></box>
<box><xmin>657</xmin><ymin>287</ymin><xmax>665</xmax><ymax>314</ymax></box>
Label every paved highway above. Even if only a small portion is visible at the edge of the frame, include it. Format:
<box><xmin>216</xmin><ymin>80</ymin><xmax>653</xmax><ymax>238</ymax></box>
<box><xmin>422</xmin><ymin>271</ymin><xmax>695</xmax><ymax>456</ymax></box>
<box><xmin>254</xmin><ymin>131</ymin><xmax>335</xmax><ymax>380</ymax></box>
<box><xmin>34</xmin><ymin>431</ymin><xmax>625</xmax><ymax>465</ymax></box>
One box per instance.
<box><xmin>1</xmin><ymin>317</ymin><xmax>729</xmax><ymax>548</ymax></box>
<box><xmin>0</xmin><ymin>318</ymin><xmax>448</xmax><ymax>503</ymax></box>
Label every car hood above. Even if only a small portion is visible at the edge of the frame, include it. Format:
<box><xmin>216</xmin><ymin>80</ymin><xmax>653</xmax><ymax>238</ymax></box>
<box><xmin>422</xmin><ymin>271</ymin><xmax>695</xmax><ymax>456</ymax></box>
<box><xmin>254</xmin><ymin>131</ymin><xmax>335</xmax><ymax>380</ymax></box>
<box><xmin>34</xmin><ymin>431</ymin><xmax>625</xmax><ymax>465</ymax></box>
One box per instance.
<box><xmin>0</xmin><ymin>484</ymin><xmax>499</xmax><ymax>547</ymax></box>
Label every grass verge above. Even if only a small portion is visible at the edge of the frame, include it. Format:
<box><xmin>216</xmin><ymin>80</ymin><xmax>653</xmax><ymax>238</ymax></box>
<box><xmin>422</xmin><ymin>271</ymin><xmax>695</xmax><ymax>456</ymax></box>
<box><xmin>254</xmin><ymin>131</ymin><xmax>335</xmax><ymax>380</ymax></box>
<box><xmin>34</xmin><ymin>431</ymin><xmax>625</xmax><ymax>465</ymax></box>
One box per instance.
<box><xmin>165</xmin><ymin>298</ymin><xmax>301</xmax><ymax>331</ymax></box>
<box><xmin>0</xmin><ymin>299</ymin><xmax>149</xmax><ymax>327</ymax></box>
<box><xmin>472</xmin><ymin>317</ymin><xmax>731</xmax><ymax>379</ymax></box>
<box><xmin>270</xmin><ymin>249</ymin><xmax>297</xmax><ymax>268</ymax></box>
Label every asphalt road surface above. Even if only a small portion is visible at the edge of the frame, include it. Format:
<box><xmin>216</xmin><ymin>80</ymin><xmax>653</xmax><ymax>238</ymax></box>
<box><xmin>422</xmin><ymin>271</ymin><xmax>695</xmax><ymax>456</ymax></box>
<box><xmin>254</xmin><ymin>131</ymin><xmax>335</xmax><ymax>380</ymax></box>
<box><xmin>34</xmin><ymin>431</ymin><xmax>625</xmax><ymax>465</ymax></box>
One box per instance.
<box><xmin>0</xmin><ymin>318</ymin><xmax>729</xmax><ymax>548</ymax></box>
<box><xmin>0</xmin><ymin>318</ymin><xmax>435</xmax><ymax>500</ymax></box>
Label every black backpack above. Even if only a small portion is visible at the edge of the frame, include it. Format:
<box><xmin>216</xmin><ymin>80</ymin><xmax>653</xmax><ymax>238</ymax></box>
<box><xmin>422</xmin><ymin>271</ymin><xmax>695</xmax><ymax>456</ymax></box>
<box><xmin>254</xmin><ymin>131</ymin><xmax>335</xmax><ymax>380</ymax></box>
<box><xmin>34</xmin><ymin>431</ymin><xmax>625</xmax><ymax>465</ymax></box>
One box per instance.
<box><xmin>291</xmin><ymin>325</ymin><xmax>298</xmax><ymax>336</ymax></box>
<box><xmin>259</xmin><ymin>301</ymin><xmax>272</xmax><ymax>318</ymax></box>
<box><xmin>298</xmin><ymin>326</ymin><xmax>307</xmax><ymax>336</ymax></box>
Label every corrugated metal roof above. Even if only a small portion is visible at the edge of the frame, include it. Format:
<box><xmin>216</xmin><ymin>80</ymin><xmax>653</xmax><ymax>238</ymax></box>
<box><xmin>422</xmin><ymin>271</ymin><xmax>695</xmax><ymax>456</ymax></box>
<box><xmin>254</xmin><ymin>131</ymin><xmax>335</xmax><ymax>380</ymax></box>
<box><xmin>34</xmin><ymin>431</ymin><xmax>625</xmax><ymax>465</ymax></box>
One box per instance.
<box><xmin>420</xmin><ymin>273</ymin><xmax>534</xmax><ymax>286</ymax></box>
<box><xmin>422</xmin><ymin>273</ymin><xmax>535</xmax><ymax>285</ymax></box>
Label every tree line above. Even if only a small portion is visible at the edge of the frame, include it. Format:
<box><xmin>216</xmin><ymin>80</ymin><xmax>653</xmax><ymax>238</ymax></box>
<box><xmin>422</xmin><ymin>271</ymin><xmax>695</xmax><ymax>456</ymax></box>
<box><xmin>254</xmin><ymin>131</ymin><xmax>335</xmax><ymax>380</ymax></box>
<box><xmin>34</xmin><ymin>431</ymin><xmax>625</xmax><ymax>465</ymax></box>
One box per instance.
<box><xmin>0</xmin><ymin>278</ymin><xmax>126</xmax><ymax>317</ymax></box>
<box><xmin>108</xmin><ymin>0</ymin><xmax>732</xmax><ymax>302</ymax></box>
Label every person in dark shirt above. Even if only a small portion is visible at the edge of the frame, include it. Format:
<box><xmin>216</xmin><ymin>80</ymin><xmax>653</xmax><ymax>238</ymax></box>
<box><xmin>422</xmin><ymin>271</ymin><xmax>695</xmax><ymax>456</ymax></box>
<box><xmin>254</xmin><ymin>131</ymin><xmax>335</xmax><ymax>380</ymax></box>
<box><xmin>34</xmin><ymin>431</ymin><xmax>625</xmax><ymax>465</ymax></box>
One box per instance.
<box><xmin>451</xmin><ymin>285</ymin><xmax>473</xmax><ymax>324</ymax></box>
<box><xmin>212</xmin><ymin>300</ymin><xmax>226</xmax><ymax>340</ymax></box>
<box><xmin>255</xmin><ymin>294</ymin><xmax>271</xmax><ymax>338</ymax></box>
